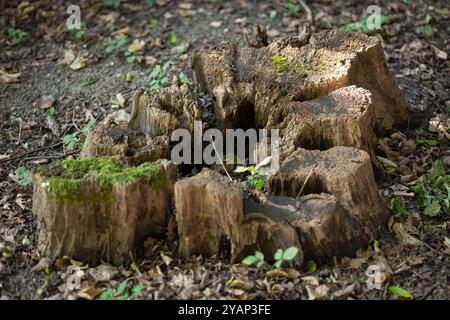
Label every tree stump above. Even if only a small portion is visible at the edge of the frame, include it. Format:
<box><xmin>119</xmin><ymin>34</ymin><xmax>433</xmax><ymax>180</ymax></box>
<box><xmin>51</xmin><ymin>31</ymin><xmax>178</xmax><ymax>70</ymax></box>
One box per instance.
<box><xmin>33</xmin><ymin>157</ymin><xmax>176</xmax><ymax>265</ymax></box>
<box><xmin>269</xmin><ymin>146</ymin><xmax>390</xmax><ymax>238</ymax></box>
<box><xmin>192</xmin><ymin>29</ymin><xmax>408</xmax><ymax>133</ymax></box>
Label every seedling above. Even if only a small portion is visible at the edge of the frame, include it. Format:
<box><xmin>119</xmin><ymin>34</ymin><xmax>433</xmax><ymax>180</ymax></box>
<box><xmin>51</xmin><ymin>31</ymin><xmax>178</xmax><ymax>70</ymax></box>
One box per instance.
<box><xmin>273</xmin><ymin>246</ymin><xmax>299</xmax><ymax>268</ymax></box>
<box><xmin>413</xmin><ymin>160</ymin><xmax>450</xmax><ymax>217</ymax></box>
<box><xmin>241</xmin><ymin>251</ymin><xmax>265</xmax><ymax>268</ymax></box>
<box><xmin>148</xmin><ymin>61</ymin><xmax>171</xmax><ymax>91</ymax></box>
<box><xmin>340</xmin><ymin>15</ymin><xmax>389</xmax><ymax>33</ymax></box>
<box><xmin>179</xmin><ymin>72</ymin><xmax>191</xmax><ymax>85</ymax></box>
<box><xmin>100</xmin><ymin>279</ymin><xmax>145</xmax><ymax>300</ymax></box>
<box><xmin>272</xmin><ymin>55</ymin><xmax>288</xmax><ymax>74</ymax></box>
<box><xmin>14</xmin><ymin>167</ymin><xmax>32</xmax><ymax>186</ymax></box>
<box><xmin>103</xmin><ymin>35</ymin><xmax>128</xmax><ymax>54</ymax></box>
<box><xmin>63</xmin><ymin>119</ymin><xmax>96</xmax><ymax>151</ymax></box>
<box><xmin>8</xmin><ymin>27</ymin><xmax>30</xmax><ymax>45</ymax></box>
<box><xmin>285</xmin><ymin>2</ymin><xmax>301</xmax><ymax>13</ymax></box>
<box><xmin>234</xmin><ymin>156</ymin><xmax>272</xmax><ymax>190</ymax></box>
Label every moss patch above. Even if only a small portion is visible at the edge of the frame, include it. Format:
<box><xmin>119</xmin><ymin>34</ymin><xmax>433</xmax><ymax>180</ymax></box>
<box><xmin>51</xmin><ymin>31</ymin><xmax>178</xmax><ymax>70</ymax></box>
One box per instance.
<box><xmin>272</xmin><ymin>55</ymin><xmax>289</xmax><ymax>74</ymax></box>
<box><xmin>37</xmin><ymin>157</ymin><xmax>165</xmax><ymax>203</ymax></box>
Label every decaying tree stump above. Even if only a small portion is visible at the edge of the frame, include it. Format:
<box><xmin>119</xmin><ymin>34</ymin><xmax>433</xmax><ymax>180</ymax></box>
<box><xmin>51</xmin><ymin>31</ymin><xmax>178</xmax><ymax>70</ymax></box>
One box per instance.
<box><xmin>33</xmin><ymin>157</ymin><xmax>176</xmax><ymax>265</ymax></box>
<box><xmin>192</xmin><ymin>29</ymin><xmax>408</xmax><ymax>133</ymax></box>
<box><xmin>129</xmin><ymin>83</ymin><xmax>201</xmax><ymax>135</ymax></box>
<box><xmin>174</xmin><ymin>146</ymin><xmax>387</xmax><ymax>263</ymax></box>
<box><xmin>268</xmin><ymin>85</ymin><xmax>375</xmax><ymax>160</ymax></box>
<box><xmin>269</xmin><ymin>146</ymin><xmax>390</xmax><ymax>238</ymax></box>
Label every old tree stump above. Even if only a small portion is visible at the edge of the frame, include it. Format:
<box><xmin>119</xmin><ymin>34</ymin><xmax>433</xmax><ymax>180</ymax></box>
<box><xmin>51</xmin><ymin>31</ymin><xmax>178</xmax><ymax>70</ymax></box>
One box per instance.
<box><xmin>33</xmin><ymin>30</ymin><xmax>408</xmax><ymax>266</ymax></box>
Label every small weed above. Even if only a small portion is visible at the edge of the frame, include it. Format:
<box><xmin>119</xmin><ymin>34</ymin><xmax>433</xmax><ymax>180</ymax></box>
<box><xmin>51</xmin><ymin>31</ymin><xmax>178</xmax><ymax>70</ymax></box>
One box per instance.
<box><xmin>307</xmin><ymin>260</ymin><xmax>317</xmax><ymax>273</ymax></box>
<box><xmin>242</xmin><ymin>251</ymin><xmax>265</xmax><ymax>268</ymax></box>
<box><xmin>388</xmin><ymin>285</ymin><xmax>413</xmax><ymax>299</ymax></box>
<box><xmin>416</xmin><ymin>136</ymin><xmax>439</xmax><ymax>146</ymax></box>
<box><xmin>340</xmin><ymin>15</ymin><xmax>389</xmax><ymax>33</ymax></box>
<box><xmin>273</xmin><ymin>247</ymin><xmax>299</xmax><ymax>268</ymax></box>
<box><xmin>14</xmin><ymin>167</ymin><xmax>32</xmax><ymax>186</ymax></box>
<box><xmin>285</xmin><ymin>2</ymin><xmax>301</xmax><ymax>13</ymax></box>
<box><xmin>8</xmin><ymin>27</ymin><xmax>30</xmax><ymax>45</ymax></box>
<box><xmin>100</xmin><ymin>279</ymin><xmax>145</xmax><ymax>300</ymax></box>
<box><xmin>179</xmin><ymin>72</ymin><xmax>191</xmax><ymax>85</ymax></box>
<box><xmin>413</xmin><ymin>160</ymin><xmax>450</xmax><ymax>217</ymax></box>
<box><xmin>151</xmin><ymin>18</ymin><xmax>158</xmax><ymax>30</ymax></box>
<box><xmin>63</xmin><ymin>119</ymin><xmax>96</xmax><ymax>151</ymax></box>
<box><xmin>104</xmin><ymin>35</ymin><xmax>128</xmax><ymax>54</ymax></box>
<box><xmin>148</xmin><ymin>61</ymin><xmax>171</xmax><ymax>91</ymax></box>
<box><xmin>391</xmin><ymin>198</ymin><xmax>409</xmax><ymax>218</ymax></box>
<box><xmin>170</xmin><ymin>34</ymin><xmax>179</xmax><ymax>45</ymax></box>
<box><xmin>234</xmin><ymin>157</ymin><xmax>272</xmax><ymax>190</ymax></box>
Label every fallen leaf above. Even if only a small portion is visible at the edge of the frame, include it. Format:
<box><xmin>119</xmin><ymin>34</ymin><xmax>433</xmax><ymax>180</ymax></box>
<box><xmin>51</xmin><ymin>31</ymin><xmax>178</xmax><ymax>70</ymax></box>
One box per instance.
<box><xmin>36</xmin><ymin>95</ymin><xmax>55</xmax><ymax>110</ymax></box>
<box><xmin>70</xmin><ymin>56</ymin><xmax>87</xmax><ymax>70</ymax></box>
<box><xmin>393</xmin><ymin>223</ymin><xmax>423</xmax><ymax>248</ymax></box>
<box><xmin>389</xmin><ymin>285</ymin><xmax>413</xmax><ymax>299</ymax></box>
<box><xmin>333</xmin><ymin>284</ymin><xmax>356</xmax><ymax>298</ymax></box>
<box><xmin>314</xmin><ymin>284</ymin><xmax>330</xmax><ymax>300</ymax></box>
<box><xmin>227</xmin><ymin>278</ymin><xmax>254</xmax><ymax>291</ymax></box>
<box><xmin>77</xmin><ymin>287</ymin><xmax>100</xmax><ymax>300</ymax></box>
<box><xmin>128</xmin><ymin>39</ymin><xmax>145</xmax><ymax>53</ymax></box>
<box><xmin>431</xmin><ymin>45</ymin><xmax>448</xmax><ymax>60</ymax></box>
<box><xmin>0</xmin><ymin>69</ymin><xmax>21</xmax><ymax>84</ymax></box>
<box><xmin>62</xmin><ymin>50</ymin><xmax>76</xmax><ymax>65</ymax></box>
<box><xmin>160</xmin><ymin>252</ymin><xmax>173</xmax><ymax>266</ymax></box>
<box><xmin>301</xmin><ymin>275</ymin><xmax>319</xmax><ymax>286</ymax></box>
<box><xmin>349</xmin><ymin>257</ymin><xmax>367</xmax><ymax>269</ymax></box>
<box><xmin>0</xmin><ymin>154</ymin><xmax>10</xmax><ymax>160</ymax></box>
<box><xmin>210</xmin><ymin>21</ymin><xmax>222</xmax><ymax>28</ymax></box>
<box><xmin>88</xmin><ymin>264</ymin><xmax>118</xmax><ymax>282</ymax></box>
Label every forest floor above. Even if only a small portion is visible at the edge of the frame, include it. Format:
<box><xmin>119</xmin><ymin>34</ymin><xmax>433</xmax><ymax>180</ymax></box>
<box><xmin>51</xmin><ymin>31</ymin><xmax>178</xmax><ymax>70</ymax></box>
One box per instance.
<box><xmin>0</xmin><ymin>0</ymin><xmax>449</xmax><ymax>300</ymax></box>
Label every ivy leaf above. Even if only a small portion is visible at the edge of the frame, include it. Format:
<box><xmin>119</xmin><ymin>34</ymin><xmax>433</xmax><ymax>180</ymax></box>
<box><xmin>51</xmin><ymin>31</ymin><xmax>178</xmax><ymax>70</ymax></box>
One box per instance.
<box><xmin>416</xmin><ymin>136</ymin><xmax>439</xmax><ymax>146</ymax></box>
<box><xmin>82</xmin><ymin>119</ymin><xmax>96</xmax><ymax>136</ymax></box>
<box><xmin>255</xmin><ymin>251</ymin><xmax>264</xmax><ymax>261</ymax></box>
<box><xmin>131</xmin><ymin>284</ymin><xmax>145</xmax><ymax>297</ymax></box>
<box><xmin>392</xmin><ymin>198</ymin><xmax>409</xmax><ymax>217</ymax></box>
<box><xmin>99</xmin><ymin>288</ymin><xmax>114</xmax><ymax>300</ymax></box>
<box><xmin>116</xmin><ymin>280</ymin><xmax>128</xmax><ymax>295</ymax></box>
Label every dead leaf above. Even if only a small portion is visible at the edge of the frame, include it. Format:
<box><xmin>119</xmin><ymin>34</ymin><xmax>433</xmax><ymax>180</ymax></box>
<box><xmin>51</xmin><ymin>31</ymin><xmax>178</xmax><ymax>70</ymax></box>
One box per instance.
<box><xmin>349</xmin><ymin>257</ymin><xmax>367</xmax><ymax>269</ymax></box>
<box><xmin>333</xmin><ymin>284</ymin><xmax>356</xmax><ymax>298</ymax></box>
<box><xmin>128</xmin><ymin>39</ymin><xmax>145</xmax><ymax>53</ymax></box>
<box><xmin>315</xmin><ymin>284</ymin><xmax>330</xmax><ymax>300</ymax></box>
<box><xmin>77</xmin><ymin>287</ymin><xmax>100</xmax><ymax>300</ymax></box>
<box><xmin>62</xmin><ymin>50</ymin><xmax>76</xmax><ymax>65</ymax></box>
<box><xmin>431</xmin><ymin>45</ymin><xmax>448</xmax><ymax>60</ymax></box>
<box><xmin>32</xmin><ymin>258</ymin><xmax>50</xmax><ymax>272</ymax></box>
<box><xmin>0</xmin><ymin>69</ymin><xmax>21</xmax><ymax>84</ymax></box>
<box><xmin>70</xmin><ymin>57</ymin><xmax>87</xmax><ymax>70</ymax></box>
<box><xmin>36</xmin><ymin>95</ymin><xmax>55</xmax><ymax>110</ymax></box>
<box><xmin>160</xmin><ymin>252</ymin><xmax>173</xmax><ymax>266</ymax></box>
<box><xmin>227</xmin><ymin>277</ymin><xmax>254</xmax><ymax>291</ymax></box>
<box><xmin>111</xmin><ymin>27</ymin><xmax>130</xmax><ymax>36</ymax></box>
<box><xmin>301</xmin><ymin>275</ymin><xmax>319</xmax><ymax>286</ymax></box>
<box><xmin>88</xmin><ymin>264</ymin><xmax>118</xmax><ymax>282</ymax></box>
<box><xmin>0</xmin><ymin>154</ymin><xmax>10</xmax><ymax>160</ymax></box>
<box><xmin>393</xmin><ymin>223</ymin><xmax>423</xmax><ymax>248</ymax></box>
<box><xmin>210</xmin><ymin>21</ymin><xmax>222</xmax><ymax>28</ymax></box>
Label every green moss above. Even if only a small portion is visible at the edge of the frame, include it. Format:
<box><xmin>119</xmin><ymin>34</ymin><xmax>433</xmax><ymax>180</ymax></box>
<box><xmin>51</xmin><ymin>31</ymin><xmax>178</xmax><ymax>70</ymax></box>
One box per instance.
<box><xmin>293</xmin><ymin>63</ymin><xmax>313</xmax><ymax>77</ymax></box>
<box><xmin>272</xmin><ymin>55</ymin><xmax>289</xmax><ymax>74</ymax></box>
<box><xmin>38</xmin><ymin>157</ymin><xmax>165</xmax><ymax>203</ymax></box>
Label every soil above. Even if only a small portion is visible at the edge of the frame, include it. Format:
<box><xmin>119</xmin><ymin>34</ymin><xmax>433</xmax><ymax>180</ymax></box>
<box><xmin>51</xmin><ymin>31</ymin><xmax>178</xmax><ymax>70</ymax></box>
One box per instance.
<box><xmin>0</xmin><ymin>0</ymin><xmax>449</xmax><ymax>300</ymax></box>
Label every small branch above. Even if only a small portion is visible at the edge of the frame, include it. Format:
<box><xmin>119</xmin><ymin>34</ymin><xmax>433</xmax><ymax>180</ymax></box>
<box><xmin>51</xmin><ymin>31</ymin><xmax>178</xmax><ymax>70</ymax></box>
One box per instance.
<box><xmin>210</xmin><ymin>138</ymin><xmax>233</xmax><ymax>183</ymax></box>
<box><xmin>0</xmin><ymin>142</ymin><xmax>63</xmax><ymax>163</ymax></box>
<box><xmin>299</xmin><ymin>0</ymin><xmax>313</xmax><ymax>25</ymax></box>
<box><xmin>296</xmin><ymin>165</ymin><xmax>316</xmax><ymax>198</ymax></box>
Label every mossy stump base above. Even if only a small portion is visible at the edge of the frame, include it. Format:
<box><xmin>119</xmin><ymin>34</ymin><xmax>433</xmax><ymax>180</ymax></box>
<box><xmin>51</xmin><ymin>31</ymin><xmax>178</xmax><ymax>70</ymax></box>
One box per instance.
<box><xmin>32</xmin><ymin>157</ymin><xmax>176</xmax><ymax>265</ymax></box>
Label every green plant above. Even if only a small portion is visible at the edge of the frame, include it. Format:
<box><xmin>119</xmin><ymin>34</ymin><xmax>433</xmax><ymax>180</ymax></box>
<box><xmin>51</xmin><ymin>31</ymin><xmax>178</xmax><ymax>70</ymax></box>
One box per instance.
<box><xmin>179</xmin><ymin>72</ymin><xmax>191</xmax><ymax>85</ymax></box>
<box><xmin>388</xmin><ymin>285</ymin><xmax>413</xmax><ymax>299</ymax></box>
<box><xmin>234</xmin><ymin>157</ymin><xmax>271</xmax><ymax>190</ymax></box>
<box><xmin>242</xmin><ymin>251</ymin><xmax>265</xmax><ymax>268</ymax></box>
<box><xmin>273</xmin><ymin>246</ymin><xmax>299</xmax><ymax>268</ymax></box>
<box><xmin>8</xmin><ymin>27</ymin><xmax>30</xmax><ymax>45</ymax></box>
<box><xmin>103</xmin><ymin>35</ymin><xmax>128</xmax><ymax>54</ymax></box>
<box><xmin>15</xmin><ymin>167</ymin><xmax>32</xmax><ymax>186</ymax></box>
<box><xmin>340</xmin><ymin>15</ymin><xmax>389</xmax><ymax>33</ymax></box>
<box><xmin>100</xmin><ymin>279</ymin><xmax>145</xmax><ymax>300</ymax></box>
<box><xmin>416</xmin><ymin>15</ymin><xmax>433</xmax><ymax>38</ymax></box>
<box><xmin>170</xmin><ymin>34</ymin><xmax>179</xmax><ymax>45</ymax></box>
<box><xmin>269</xmin><ymin>10</ymin><xmax>277</xmax><ymax>20</ymax></box>
<box><xmin>272</xmin><ymin>55</ymin><xmax>289</xmax><ymax>74</ymax></box>
<box><xmin>285</xmin><ymin>2</ymin><xmax>301</xmax><ymax>13</ymax></box>
<box><xmin>391</xmin><ymin>198</ymin><xmax>409</xmax><ymax>218</ymax></box>
<box><xmin>413</xmin><ymin>160</ymin><xmax>450</xmax><ymax>217</ymax></box>
<box><xmin>63</xmin><ymin>119</ymin><xmax>96</xmax><ymax>151</ymax></box>
<box><xmin>148</xmin><ymin>61</ymin><xmax>171</xmax><ymax>91</ymax></box>
<box><xmin>68</xmin><ymin>23</ymin><xmax>84</xmax><ymax>39</ymax></box>
<box><xmin>102</xmin><ymin>0</ymin><xmax>121</xmax><ymax>9</ymax></box>
<box><xmin>416</xmin><ymin>136</ymin><xmax>438</xmax><ymax>146</ymax></box>
<box><xmin>151</xmin><ymin>18</ymin><xmax>158</xmax><ymax>30</ymax></box>
<box><xmin>307</xmin><ymin>260</ymin><xmax>317</xmax><ymax>273</ymax></box>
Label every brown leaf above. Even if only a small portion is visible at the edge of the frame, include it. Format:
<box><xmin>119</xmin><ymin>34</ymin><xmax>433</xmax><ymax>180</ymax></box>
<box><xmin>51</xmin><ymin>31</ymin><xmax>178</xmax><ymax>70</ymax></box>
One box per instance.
<box><xmin>36</xmin><ymin>95</ymin><xmax>55</xmax><ymax>110</ymax></box>
<box><xmin>62</xmin><ymin>50</ymin><xmax>75</xmax><ymax>65</ymax></box>
<box><xmin>227</xmin><ymin>277</ymin><xmax>254</xmax><ymax>291</ymax></box>
<box><xmin>0</xmin><ymin>69</ymin><xmax>21</xmax><ymax>84</ymax></box>
<box><xmin>77</xmin><ymin>287</ymin><xmax>100</xmax><ymax>300</ymax></box>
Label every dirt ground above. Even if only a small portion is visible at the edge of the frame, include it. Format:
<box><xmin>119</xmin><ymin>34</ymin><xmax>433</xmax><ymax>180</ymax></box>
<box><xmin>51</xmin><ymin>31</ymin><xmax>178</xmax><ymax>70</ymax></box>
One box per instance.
<box><xmin>0</xmin><ymin>0</ymin><xmax>449</xmax><ymax>300</ymax></box>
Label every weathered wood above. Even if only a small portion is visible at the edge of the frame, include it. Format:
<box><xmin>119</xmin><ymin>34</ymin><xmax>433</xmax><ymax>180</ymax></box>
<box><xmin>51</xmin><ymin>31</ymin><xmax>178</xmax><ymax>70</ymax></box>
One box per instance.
<box><xmin>33</xmin><ymin>157</ymin><xmax>176</xmax><ymax>265</ymax></box>
<box><xmin>268</xmin><ymin>85</ymin><xmax>375</xmax><ymax>160</ymax></box>
<box><xmin>81</xmin><ymin>121</ymin><xmax>169</xmax><ymax>166</ymax></box>
<box><xmin>269</xmin><ymin>146</ymin><xmax>390</xmax><ymax>238</ymax></box>
<box><xmin>129</xmin><ymin>83</ymin><xmax>201</xmax><ymax>136</ymax></box>
<box><xmin>192</xmin><ymin>29</ymin><xmax>408</xmax><ymax>133</ymax></box>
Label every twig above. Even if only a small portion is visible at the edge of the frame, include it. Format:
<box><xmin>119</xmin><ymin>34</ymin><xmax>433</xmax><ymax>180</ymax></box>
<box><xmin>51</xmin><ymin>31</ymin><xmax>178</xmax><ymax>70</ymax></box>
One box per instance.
<box><xmin>296</xmin><ymin>165</ymin><xmax>316</xmax><ymax>198</ymax></box>
<box><xmin>299</xmin><ymin>0</ymin><xmax>313</xmax><ymax>25</ymax></box>
<box><xmin>210</xmin><ymin>138</ymin><xmax>233</xmax><ymax>183</ymax></box>
<box><xmin>0</xmin><ymin>142</ymin><xmax>63</xmax><ymax>163</ymax></box>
